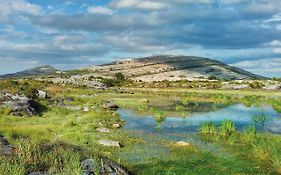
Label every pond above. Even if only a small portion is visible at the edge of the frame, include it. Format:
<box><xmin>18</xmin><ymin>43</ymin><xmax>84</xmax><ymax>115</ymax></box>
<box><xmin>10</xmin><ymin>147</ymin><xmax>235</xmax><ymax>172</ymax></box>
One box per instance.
<box><xmin>118</xmin><ymin>103</ymin><xmax>281</xmax><ymax>135</ymax></box>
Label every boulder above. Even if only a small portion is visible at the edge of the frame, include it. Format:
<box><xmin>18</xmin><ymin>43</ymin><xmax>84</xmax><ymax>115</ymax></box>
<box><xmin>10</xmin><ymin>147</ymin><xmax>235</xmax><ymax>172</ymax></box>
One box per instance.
<box><xmin>83</xmin><ymin>107</ymin><xmax>90</xmax><ymax>112</ymax></box>
<box><xmin>112</xmin><ymin>123</ymin><xmax>121</xmax><ymax>129</ymax></box>
<box><xmin>174</xmin><ymin>141</ymin><xmax>191</xmax><ymax>147</ymax></box>
<box><xmin>0</xmin><ymin>134</ymin><xmax>14</xmax><ymax>155</ymax></box>
<box><xmin>1</xmin><ymin>93</ymin><xmax>40</xmax><ymax>116</ymax></box>
<box><xmin>37</xmin><ymin>90</ymin><xmax>47</xmax><ymax>98</ymax></box>
<box><xmin>103</xmin><ymin>101</ymin><xmax>119</xmax><ymax>110</ymax></box>
<box><xmin>96</xmin><ymin>128</ymin><xmax>109</xmax><ymax>133</ymax></box>
<box><xmin>140</xmin><ymin>99</ymin><xmax>149</xmax><ymax>103</ymax></box>
<box><xmin>28</xmin><ymin>172</ymin><xmax>48</xmax><ymax>175</ymax></box>
<box><xmin>98</xmin><ymin>140</ymin><xmax>121</xmax><ymax>147</ymax></box>
<box><xmin>100</xmin><ymin>158</ymin><xmax>129</xmax><ymax>175</ymax></box>
<box><xmin>81</xmin><ymin>159</ymin><xmax>95</xmax><ymax>175</ymax></box>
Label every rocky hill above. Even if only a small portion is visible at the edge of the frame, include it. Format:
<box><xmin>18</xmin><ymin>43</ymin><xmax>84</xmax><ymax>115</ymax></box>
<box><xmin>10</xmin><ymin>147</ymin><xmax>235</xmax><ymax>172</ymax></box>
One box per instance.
<box><xmin>0</xmin><ymin>65</ymin><xmax>60</xmax><ymax>78</ymax></box>
<box><xmin>89</xmin><ymin>55</ymin><xmax>266</xmax><ymax>82</ymax></box>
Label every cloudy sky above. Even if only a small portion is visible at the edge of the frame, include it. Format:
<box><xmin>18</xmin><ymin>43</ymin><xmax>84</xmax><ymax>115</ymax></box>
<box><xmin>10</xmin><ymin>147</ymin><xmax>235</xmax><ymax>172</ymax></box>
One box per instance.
<box><xmin>0</xmin><ymin>0</ymin><xmax>281</xmax><ymax>77</ymax></box>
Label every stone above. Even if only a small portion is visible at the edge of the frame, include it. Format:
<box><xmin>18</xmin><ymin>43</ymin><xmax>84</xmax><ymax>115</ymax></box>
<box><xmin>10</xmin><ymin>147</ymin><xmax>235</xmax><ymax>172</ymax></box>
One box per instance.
<box><xmin>100</xmin><ymin>157</ymin><xmax>129</xmax><ymax>175</ymax></box>
<box><xmin>83</xmin><ymin>107</ymin><xmax>89</xmax><ymax>112</ymax></box>
<box><xmin>98</xmin><ymin>140</ymin><xmax>121</xmax><ymax>147</ymax></box>
<box><xmin>96</xmin><ymin>128</ymin><xmax>109</xmax><ymax>133</ymax></box>
<box><xmin>140</xmin><ymin>99</ymin><xmax>149</xmax><ymax>103</ymax></box>
<box><xmin>64</xmin><ymin>105</ymin><xmax>81</xmax><ymax>111</ymax></box>
<box><xmin>174</xmin><ymin>141</ymin><xmax>191</xmax><ymax>147</ymax></box>
<box><xmin>0</xmin><ymin>134</ymin><xmax>14</xmax><ymax>155</ymax></box>
<box><xmin>0</xmin><ymin>134</ymin><xmax>9</xmax><ymax>146</ymax></box>
<box><xmin>64</xmin><ymin>97</ymin><xmax>74</xmax><ymax>102</ymax></box>
<box><xmin>28</xmin><ymin>172</ymin><xmax>48</xmax><ymax>175</ymax></box>
<box><xmin>81</xmin><ymin>159</ymin><xmax>95</xmax><ymax>175</ymax></box>
<box><xmin>112</xmin><ymin>123</ymin><xmax>121</xmax><ymax>129</ymax></box>
<box><xmin>37</xmin><ymin>90</ymin><xmax>47</xmax><ymax>98</ymax></box>
<box><xmin>103</xmin><ymin>101</ymin><xmax>119</xmax><ymax>110</ymax></box>
<box><xmin>1</xmin><ymin>93</ymin><xmax>40</xmax><ymax>116</ymax></box>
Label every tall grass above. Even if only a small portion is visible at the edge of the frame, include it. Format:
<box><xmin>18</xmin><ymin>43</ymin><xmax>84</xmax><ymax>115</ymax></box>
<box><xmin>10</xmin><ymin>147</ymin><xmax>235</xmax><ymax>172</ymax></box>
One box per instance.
<box><xmin>199</xmin><ymin>119</ymin><xmax>281</xmax><ymax>173</ymax></box>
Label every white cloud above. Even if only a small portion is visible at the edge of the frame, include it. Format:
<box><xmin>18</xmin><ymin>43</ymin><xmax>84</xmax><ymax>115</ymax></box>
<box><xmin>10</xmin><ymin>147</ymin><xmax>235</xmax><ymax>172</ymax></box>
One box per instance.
<box><xmin>270</xmin><ymin>40</ymin><xmax>281</xmax><ymax>46</ymax></box>
<box><xmin>0</xmin><ymin>0</ymin><xmax>42</xmax><ymax>16</ymax></box>
<box><xmin>273</xmin><ymin>48</ymin><xmax>281</xmax><ymax>54</ymax></box>
<box><xmin>231</xmin><ymin>58</ymin><xmax>281</xmax><ymax>77</ymax></box>
<box><xmin>88</xmin><ymin>6</ymin><xmax>114</xmax><ymax>15</ymax></box>
<box><xmin>110</xmin><ymin>0</ymin><xmax>212</xmax><ymax>10</ymax></box>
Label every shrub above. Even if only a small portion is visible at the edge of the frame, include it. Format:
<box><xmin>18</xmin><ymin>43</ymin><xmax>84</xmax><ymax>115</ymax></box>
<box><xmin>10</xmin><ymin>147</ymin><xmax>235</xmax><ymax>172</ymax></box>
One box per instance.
<box><xmin>249</xmin><ymin>81</ymin><xmax>265</xmax><ymax>89</ymax></box>
<box><xmin>208</xmin><ymin>75</ymin><xmax>219</xmax><ymax>80</ymax></box>
<box><xmin>114</xmin><ymin>72</ymin><xmax>125</xmax><ymax>81</ymax></box>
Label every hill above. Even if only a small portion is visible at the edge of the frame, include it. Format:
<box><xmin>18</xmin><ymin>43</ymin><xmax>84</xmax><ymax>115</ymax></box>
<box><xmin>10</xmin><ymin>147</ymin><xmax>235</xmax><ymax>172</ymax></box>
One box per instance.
<box><xmin>0</xmin><ymin>65</ymin><xmax>59</xmax><ymax>78</ymax></box>
<box><xmin>89</xmin><ymin>55</ymin><xmax>266</xmax><ymax>82</ymax></box>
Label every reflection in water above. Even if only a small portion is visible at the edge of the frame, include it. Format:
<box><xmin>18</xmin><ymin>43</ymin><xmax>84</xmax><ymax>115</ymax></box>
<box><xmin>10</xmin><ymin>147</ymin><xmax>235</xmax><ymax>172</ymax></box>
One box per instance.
<box><xmin>118</xmin><ymin>104</ymin><xmax>281</xmax><ymax>134</ymax></box>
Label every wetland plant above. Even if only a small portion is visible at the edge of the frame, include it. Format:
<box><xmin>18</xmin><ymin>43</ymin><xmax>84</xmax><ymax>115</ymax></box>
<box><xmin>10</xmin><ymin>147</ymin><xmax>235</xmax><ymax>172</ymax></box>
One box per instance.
<box><xmin>219</xmin><ymin>120</ymin><xmax>236</xmax><ymax>137</ymax></box>
<box><xmin>199</xmin><ymin>121</ymin><xmax>217</xmax><ymax>134</ymax></box>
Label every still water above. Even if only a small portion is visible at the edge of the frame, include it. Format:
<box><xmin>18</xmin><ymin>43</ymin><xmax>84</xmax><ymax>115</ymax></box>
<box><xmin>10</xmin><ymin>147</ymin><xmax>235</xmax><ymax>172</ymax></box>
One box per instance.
<box><xmin>118</xmin><ymin>104</ymin><xmax>281</xmax><ymax>134</ymax></box>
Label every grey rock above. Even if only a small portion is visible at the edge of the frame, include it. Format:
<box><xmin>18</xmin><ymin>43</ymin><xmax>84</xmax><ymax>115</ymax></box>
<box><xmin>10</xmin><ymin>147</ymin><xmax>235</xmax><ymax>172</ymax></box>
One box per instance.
<box><xmin>37</xmin><ymin>90</ymin><xmax>47</xmax><ymax>98</ymax></box>
<box><xmin>0</xmin><ymin>134</ymin><xmax>9</xmax><ymax>145</ymax></box>
<box><xmin>0</xmin><ymin>93</ymin><xmax>39</xmax><ymax>116</ymax></box>
<box><xmin>98</xmin><ymin>140</ymin><xmax>121</xmax><ymax>147</ymax></box>
<box><xmin>100</xmin><ymin>158</ymin><xmax>129</xmax><ymax>175</ymax></box>
<box><xmin>64</xmin><ymin>105</ymin><xmax>81</xmax><ymax>111</ymax></box>
<box><xmin>0</xmin><ymin>134</ymin><xmax>14</xmax><ymax>155</ymax></box>
<box><xmin>64</xmin><ymin>97</ymin><xmax>74</xmax><ymax>102</ymax></box>
<box><xmin>103</xmin><ymin>101</ymin><xmax>119</xmax><ymax>110</ymax></box>
<box><xmin>28</xmin><ymin>172</ymin><xmax>48</xmax><ymax>175</ymax></box>
<box><xmin>81</xmin><ymin>159</ymin><xmax>95</xmax><ymax>175</ymax></box>
<box><xmin>96</xmin><ymin>128</ymin><xmax>109</xmax><ymax>133</ymax></box>
<box><xmin>83</xmin><ymin>106</ymin><xmax>90</xmax><ymax>112</ymax></box>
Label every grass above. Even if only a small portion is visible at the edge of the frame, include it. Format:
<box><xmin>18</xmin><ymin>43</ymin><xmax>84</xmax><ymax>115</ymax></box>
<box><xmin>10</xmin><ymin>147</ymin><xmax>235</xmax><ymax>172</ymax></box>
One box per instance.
<box><xmin>199</xmin><ymin>120</ymin><xmax>281</xmax><ymax>174</ymax></box>
<box><xmin>1</xmin><ymin>79</ymin><xmax>281</xmax><ymax>174</ymax></box>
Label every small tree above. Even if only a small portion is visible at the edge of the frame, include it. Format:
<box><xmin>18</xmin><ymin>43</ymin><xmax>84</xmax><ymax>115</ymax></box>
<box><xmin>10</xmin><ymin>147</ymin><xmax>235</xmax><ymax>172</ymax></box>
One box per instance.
<box><xmin>114</xmin><ymin>72</ymin><xmax>125</xmax><ymax>81</ymax></box>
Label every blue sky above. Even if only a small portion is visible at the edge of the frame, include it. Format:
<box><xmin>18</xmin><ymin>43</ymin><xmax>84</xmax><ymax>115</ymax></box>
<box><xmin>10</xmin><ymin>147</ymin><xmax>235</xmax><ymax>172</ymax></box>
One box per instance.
<box><xmin>0</xmin><ymin>0</ymin><xmax>281</xmax><ymax>77</ymax></box>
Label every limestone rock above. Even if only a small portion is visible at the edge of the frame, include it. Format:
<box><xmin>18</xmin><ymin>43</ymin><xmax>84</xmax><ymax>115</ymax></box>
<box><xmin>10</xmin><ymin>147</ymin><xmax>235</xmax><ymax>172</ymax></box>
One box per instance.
<box><xmin>81</xmin><ymin>159</ymin><xmax>95</xmax><ymax>175</ymax></box>
<box><xmin>37</xmin><ymin>90</ymin><xmax>47</xmax><ymax>98</ymax></box>
<box><xmin>98</xmin><ymin>140</ymin><xmax>121</xmax><ymax>147</ymax></box>
<box><xmin>174</xmin><ymin>141</ymin><xmax>191</xmax><ymax>147</ymax></box>
<box><xmin>96</xmin><ymin>128</ymin><xmax>109</xmax><ymax>133</ymax></box>
<box><xmin>103</xmin><ymin>101</ymin><xmax>119</xmax><ymax>110</ymax></box>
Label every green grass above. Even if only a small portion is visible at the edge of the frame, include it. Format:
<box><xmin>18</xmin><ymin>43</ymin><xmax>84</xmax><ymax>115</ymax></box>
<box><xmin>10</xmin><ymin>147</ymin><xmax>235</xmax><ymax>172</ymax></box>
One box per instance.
<box><xmin>199</xmin><ymin>120</ymin><xmax>281</xmax><ymax>174</ymax></box>
<box><xmin>1</xmin><ymin>79</ymin><xmax>281</xmax><ymax>174</ymax></box>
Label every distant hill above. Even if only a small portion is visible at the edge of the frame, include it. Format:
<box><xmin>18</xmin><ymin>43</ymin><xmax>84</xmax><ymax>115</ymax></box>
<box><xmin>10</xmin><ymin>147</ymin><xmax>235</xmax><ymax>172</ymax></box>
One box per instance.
<box><xmin>0</xmin><ymin>65</ymin><xmax>59</xmax><ymax>78</ymax></box>
<box><xmin>89</xmin><ymin>55</ymin><xmax>266</xmax><ymax>82</ymax></box>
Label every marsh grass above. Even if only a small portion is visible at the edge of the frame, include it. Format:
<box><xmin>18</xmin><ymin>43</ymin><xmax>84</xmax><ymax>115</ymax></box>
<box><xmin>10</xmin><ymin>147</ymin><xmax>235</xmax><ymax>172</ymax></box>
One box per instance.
<box><xmin>199</xmin><ymin>119</ymin><xmax>281</xmax><ymax>173</ymax></box>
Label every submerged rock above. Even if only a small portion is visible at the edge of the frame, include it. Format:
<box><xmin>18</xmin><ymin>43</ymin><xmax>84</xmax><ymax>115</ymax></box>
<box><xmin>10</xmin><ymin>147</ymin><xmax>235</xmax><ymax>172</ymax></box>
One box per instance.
<box><xmin>81</xmin><ymin>159</ymin><xmax>95</xmax><ymax>175</ymax></box>
<box><xmin>98</xmin><ymin>140</ymin><xmax>121</xmax><ymax>147</ymax></box>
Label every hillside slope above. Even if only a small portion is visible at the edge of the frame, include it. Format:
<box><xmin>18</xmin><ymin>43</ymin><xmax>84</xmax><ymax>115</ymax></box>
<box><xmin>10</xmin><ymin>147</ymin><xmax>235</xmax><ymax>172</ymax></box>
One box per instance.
<box><xmin>0</xmin><ymin>65</ymin><xmax>59</xmax><ymax>78</ymax></box>
<box><xmin>90</xmin><ymin>55</ymin><xmax>266</xmax><ymax>82</ymax></box>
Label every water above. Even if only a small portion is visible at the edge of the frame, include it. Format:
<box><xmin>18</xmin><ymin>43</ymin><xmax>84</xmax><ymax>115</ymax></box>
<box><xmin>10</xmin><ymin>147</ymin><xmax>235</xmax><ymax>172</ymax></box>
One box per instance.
<box><xmin>116</xmin><ymin>102</ymin><xmax>281</xmax><ymax>162</ymax></box>
<box><xmin>118</xmin><ymin>104</ymin><xmax>281</xmax><ymax>134</ymax></box>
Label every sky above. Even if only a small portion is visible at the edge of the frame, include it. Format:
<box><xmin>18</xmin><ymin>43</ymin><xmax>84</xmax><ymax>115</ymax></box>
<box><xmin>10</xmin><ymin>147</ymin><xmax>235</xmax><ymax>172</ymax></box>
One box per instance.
<box><xmin>0</xmin><ymin>0</ymin><xmax>281</xmax><ymax>77</ymax></box>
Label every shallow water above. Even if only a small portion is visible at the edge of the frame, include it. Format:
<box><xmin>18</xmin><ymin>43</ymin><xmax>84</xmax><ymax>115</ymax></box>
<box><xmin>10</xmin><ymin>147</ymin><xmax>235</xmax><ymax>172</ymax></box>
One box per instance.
<box><xmin>118</xmin><ymin>103</ymin><xmax>281</xmax><ymax>134</ymax></box>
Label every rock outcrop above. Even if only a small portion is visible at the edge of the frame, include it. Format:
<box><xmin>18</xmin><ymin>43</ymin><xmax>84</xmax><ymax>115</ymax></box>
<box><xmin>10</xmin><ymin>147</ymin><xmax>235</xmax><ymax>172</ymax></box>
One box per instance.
<box><xmin>0</xmin><ymin>93</ymin><xmax>42</xmax><ymax>116</ymax></box>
